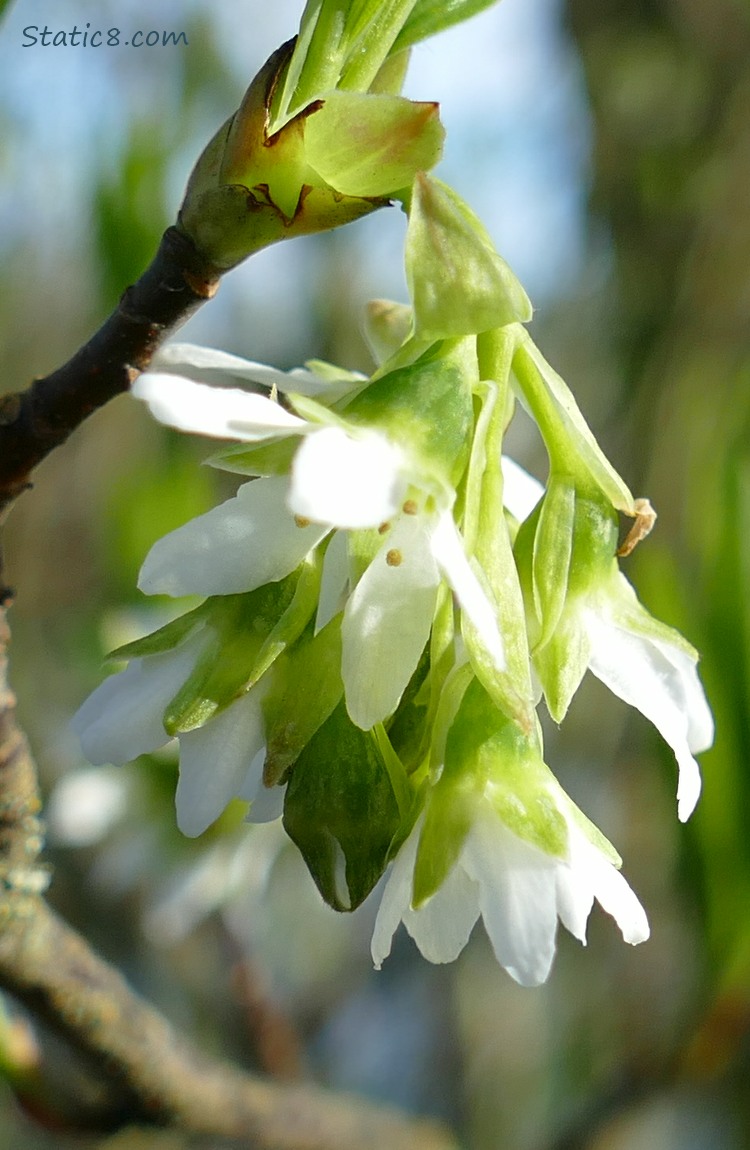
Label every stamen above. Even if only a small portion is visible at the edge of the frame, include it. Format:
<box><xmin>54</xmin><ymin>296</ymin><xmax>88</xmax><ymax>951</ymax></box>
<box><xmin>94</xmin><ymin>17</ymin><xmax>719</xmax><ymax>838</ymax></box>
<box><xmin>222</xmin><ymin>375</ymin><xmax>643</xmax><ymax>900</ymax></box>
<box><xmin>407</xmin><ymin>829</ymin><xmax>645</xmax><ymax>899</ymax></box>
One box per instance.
<box><xmin>402</xmin><ymin>499</ymin><xmax>418</xmax><ymax>515</ymax></box>
<box><xmin>294</xmin><ymin>515</ymin><xmax>311</xmax><ymax>529</ymax></box>
<box><xmin>617</xmin><ymin>498</ymin><xmax>657</xmax><ymax>557</ymax></box>
<box><xmin>386</xmin><ymin>549</ymin><xmax>403</xmax><ymax>567</ymax></box>
<box><xmin>378</xmin><ymin>521</ymin><xmax>391</xmax><ymax>535</ymax></box>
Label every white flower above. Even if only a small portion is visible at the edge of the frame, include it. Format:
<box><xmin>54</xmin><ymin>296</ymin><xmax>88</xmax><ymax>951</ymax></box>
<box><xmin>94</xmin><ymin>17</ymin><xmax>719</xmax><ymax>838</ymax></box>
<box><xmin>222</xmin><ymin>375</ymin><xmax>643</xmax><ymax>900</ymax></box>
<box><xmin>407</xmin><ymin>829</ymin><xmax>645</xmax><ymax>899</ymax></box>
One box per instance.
<box><xmin>372</xmin><ymin>804</ymin><xmax>649</xmax><ymax>986</ymax></box>
<box><xmin>505</xmin><ymin>461</ymin><xmax>713</xmax><ymax>822</ymax></box>
<box><xmin>132</xmin><ymin>345</ymin><xmax>506</xmax><ymax>731</ymax></box>
<box><xmin>71</xmin><ymin>634</ymin><xmax>282</xmax><ymax>837</ymax></box>
<box><xmin>583</xmin><ymin>580</ymin><xmax>714</xmax><ymax>822</ymax></box>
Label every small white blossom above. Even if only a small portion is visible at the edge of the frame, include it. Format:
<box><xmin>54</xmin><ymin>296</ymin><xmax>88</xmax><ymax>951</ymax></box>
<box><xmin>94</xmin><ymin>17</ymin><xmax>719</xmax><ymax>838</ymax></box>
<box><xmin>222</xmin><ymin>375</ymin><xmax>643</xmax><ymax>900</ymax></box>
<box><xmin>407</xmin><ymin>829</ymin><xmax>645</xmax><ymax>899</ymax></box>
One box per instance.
<box><xmin>504</xmin><ymin>462</ymin><xmax>713</xmax><ymax>821</ymax></box>
<box><xmin>132</xmin><ymin>344</ymin><xmax>506</xmax><ymax>731</ymax></box>
<box><xmin>71</xmin><ymin>635</ymin><xmax>281</xmax><ymax>837</ymax></box>
<box><xmin>372</xmin><ymin>805</ymin><xmax>649</xmax><ymax>986</ymax></box>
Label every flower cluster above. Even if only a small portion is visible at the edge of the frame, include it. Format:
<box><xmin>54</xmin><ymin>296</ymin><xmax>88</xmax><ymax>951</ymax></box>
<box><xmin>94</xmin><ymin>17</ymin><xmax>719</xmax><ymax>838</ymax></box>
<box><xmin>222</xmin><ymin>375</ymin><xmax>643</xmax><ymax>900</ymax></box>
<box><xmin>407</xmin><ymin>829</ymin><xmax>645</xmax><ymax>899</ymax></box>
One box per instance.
<box><xmin>73</xmin><ymin>6</ymin><xmax>713</xmax><ymax>986</ymax></box>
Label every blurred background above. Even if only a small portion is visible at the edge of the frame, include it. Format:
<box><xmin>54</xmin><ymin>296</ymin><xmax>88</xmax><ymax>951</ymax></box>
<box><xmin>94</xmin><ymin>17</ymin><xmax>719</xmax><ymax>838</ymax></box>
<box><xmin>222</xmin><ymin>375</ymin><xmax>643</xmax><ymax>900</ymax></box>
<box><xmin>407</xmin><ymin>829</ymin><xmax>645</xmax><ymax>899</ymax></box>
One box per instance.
<box><xmin>1</xmin><ymin>0</ymin><xmax>749</xmax><ymax>1147</ymax></box>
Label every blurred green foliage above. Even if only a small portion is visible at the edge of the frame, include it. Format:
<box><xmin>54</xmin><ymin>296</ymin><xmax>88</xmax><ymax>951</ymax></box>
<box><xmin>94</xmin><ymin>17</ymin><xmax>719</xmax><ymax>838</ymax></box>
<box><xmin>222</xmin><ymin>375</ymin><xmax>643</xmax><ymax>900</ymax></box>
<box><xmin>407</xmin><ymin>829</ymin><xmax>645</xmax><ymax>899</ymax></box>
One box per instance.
<box><xmin>0</xmin><ymin>0</ymin><xmax>748</xmax><ymax>1148</ymax></box>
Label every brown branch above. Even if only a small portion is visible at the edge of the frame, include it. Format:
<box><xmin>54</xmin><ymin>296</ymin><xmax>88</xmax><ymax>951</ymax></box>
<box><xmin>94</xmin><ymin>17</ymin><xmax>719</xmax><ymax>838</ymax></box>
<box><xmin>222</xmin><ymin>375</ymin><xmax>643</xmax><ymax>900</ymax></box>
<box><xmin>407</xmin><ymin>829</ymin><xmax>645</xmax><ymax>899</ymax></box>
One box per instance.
<box><xmin>0</xmin><ymin>609</ymin><xmax>457</xmax><ymax>1149</ymax></box>
<box><xmin>0</xmin><ymin>226</ymin><xmax>221</xmax><ymax>514</ymax></box>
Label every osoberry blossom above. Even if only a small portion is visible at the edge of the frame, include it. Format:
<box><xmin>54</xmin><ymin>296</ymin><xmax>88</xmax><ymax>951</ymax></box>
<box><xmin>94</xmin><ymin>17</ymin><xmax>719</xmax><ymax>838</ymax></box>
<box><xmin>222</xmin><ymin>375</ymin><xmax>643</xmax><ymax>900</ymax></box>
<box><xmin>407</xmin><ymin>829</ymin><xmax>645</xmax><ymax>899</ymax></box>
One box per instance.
<box><xmin>71</xmin><ymin>633</ymin><xmax>282</xmax><ymax>836</ymax></box>
<box><xmin>132</xmin><ymin>342</ymin><xmax>506</xmax><ymax>731</ymax></box>
<box><xmin>510</xmin><ymin>465</ymin><xmax>713</xmax><ymax>822</ymax></box>
<box><xmin>372</xmin><ymin>677</ymin><xmax>649</xmax><ymax>984</ymax></box>
<box><xmin>372</xmin><ymin>806</ymin><xmax>649</xmax><ymax>985</ymax></box>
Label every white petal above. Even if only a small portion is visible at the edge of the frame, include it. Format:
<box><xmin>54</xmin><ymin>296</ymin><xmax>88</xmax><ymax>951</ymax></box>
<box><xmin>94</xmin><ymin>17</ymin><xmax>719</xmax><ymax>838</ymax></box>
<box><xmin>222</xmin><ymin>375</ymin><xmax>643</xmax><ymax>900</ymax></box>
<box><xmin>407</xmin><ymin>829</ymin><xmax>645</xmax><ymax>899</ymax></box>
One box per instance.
<box><xmin>138</xmin><ymin>477</ymin><xmax>328</xmax><ymax>597</ymax></box>
<box><xmin>401</xmin><ymin>865</ymin><xmax>480</xmax><ymax>965</ymax></box>
<box><xmin>342</xmin><ymin>515</ymin><xmax>439</xmax><ymax>729</ymax></box>
<box><xmin>72</xmin><ymin>644</ymin><xmax>204</xmax><ymax>768</ymax></box>
<box><xmin>371</xmin><ymin>822</ymin><xmax>420</xmax><ymax>969</ymax></box>
<box><xmin>556</xmin><ymin>820</ymin><xmax>650</xmax><ymax>946</ymax></box>
<box><xmin>289</xmin><ymin>426</ymin><xmax>407</xmax><ymax>529</ymax></box>
<box><xmin>315</xmin><ymin>530</ymin><xmax>350</xmax><ymax>633</ymax></box>
<box><xmin>48</xmin><ymin>767</ymin><xmax>129</xmax><ymax>847</ymax></box>
<box><xmin>132</xmin><ymin>373</ymin><xmax>306</xmax><ymax>440</ymax></box>
<box><xmin>585</xmin><ymin>610</ymin><xmax>709</xmax><ymax>821</ymax></box>
<box><xmin>372</xmin><ymin>816</ymin><xmax>480</xmax><ymax>968</ymax></box>
<box><xmin>462</xmin><ymin>810</ymin><xmax>559</xmax><ymax>986</ymax></box>
<box><xmin>237</xmin><ymin>747</ymin><xmax>286</xmax><ymax>823</ymax></box>
<box><xmin>151</xmin><ymin>342</ymin><xmax>334</xmax><ymax>396</ymax></box>
<box><xmin>175</xmin><ymin>689</ymin><xmax>265</xmax><ymax>837</ymax></box>
<box><xmin>555</xmin><ymin>861</ymin><xmax>595</xmax><ymax>944</ymax></box>
<box><xmin>501</xmin><ymin>455</ymin><xmax>544</xmax><ymax>522</ymax></box>
<box><xmin>72</xmin><ymin>638</ymin><xmax>203</xmax><ymax>765</ymax></box>
<box><xmin>429</xmin><ymin>511</ymin><xmax>506</xmax><ymax>671</ymax></box>
<box><xmin>566</xmin><ymin>822</ymin><xmax>650</xmax><ymax>945</ymax></box>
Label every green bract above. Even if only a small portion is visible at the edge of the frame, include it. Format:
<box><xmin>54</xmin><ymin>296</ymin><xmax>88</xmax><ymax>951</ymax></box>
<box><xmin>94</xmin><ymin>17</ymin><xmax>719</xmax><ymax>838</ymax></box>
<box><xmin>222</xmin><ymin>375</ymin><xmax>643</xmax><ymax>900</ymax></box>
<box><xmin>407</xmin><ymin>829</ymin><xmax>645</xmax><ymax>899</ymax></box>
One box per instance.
<box><xmin>342</xmin><ymin>339</ymin><xmax>475</xmax><ymax>488</ymax></box>
<box><xmin>405</xmin><ymin>175</ymin><xmax>533</xmax><ymax>342</ymax></box>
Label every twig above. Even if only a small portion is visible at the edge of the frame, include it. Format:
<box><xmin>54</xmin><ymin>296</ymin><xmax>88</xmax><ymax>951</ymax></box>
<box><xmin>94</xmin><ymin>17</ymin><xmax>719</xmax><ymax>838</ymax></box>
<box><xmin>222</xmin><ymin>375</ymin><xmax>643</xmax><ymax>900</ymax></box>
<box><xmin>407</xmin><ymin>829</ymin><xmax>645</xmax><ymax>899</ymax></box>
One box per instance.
<box><xmin>0</xmin><ymin>226</ymin><xmax>220</xmax><ymax>515</ymax></box>
<box><xmin>0</xmin><ymin>610</ymin><xmax>457</xmax><ymax>1149</ymax></box>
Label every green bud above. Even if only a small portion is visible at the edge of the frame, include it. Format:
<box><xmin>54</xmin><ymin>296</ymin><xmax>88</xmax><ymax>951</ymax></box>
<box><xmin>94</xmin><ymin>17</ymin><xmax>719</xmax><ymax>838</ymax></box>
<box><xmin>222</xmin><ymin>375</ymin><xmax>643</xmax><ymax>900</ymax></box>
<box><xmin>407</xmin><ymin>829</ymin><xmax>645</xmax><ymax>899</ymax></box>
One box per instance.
<box><xmin>515</xmin><ymin>489</ymin><xmax>622</xmax><ymax>721</ymax></box>
<box><xmin>283</xmin><ymin>701</ymin><xmax>401</xmax><ymax>910</ymax></box>
<box><xmin>461</xmin><ymin>345</ymin><xmax>536</xmax><ymax>729</ymax></box>
<box><xmin>511</xmin><ymin>333</ymin><xmax>635</xmax><ymax>514</ymax></box>
<box><xmin>179</xmin><ymin>42</ymin><xmax>444</xmax><ymax>271</ymax></box>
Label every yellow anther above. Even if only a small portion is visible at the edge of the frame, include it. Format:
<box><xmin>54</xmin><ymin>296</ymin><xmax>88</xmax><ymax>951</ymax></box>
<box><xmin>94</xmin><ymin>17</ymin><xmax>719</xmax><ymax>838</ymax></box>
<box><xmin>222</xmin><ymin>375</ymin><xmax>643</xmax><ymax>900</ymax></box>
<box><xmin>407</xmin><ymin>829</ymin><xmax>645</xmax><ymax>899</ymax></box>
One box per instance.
<box><xmin>402</xmin><ymin>499</ymin><xmax>418</xmax><ymax>515</ymax></box>
<box><xmin>294</xmin><ymin>515</ymin><xmax>311</xmax><ymax>529</ymax></box>
<box><xmin>386</xmin><ymin>549</ymin><xmax>403</xmax><ymax>567</ymax></box>
<box><xmin>378</xmin><ymin>521</ymin><xmax>391</xmax><ymax>534</ymax></box>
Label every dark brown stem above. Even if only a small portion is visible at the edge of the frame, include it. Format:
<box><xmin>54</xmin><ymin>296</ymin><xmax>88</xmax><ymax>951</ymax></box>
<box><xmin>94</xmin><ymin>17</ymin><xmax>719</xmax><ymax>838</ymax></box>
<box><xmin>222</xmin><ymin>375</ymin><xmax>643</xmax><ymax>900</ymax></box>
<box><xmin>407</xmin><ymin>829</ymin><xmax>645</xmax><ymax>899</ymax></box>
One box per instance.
<box><xmin>0</xmin><ymin>609</ymin><xmax>456</xmax><ymax>1150</ymax></box>
<box><xmin>0</xmin><ymin>226</ymin><xmax>220</xmax><ymax>513</ymax></box>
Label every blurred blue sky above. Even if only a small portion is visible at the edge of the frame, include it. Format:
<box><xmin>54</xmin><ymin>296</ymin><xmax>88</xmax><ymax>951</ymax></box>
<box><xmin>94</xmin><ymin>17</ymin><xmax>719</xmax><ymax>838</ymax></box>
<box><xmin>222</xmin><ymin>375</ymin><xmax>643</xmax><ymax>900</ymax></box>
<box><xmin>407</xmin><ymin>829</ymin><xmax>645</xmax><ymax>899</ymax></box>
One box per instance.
<box><xmin>0</xmin><ymin>0</ymin><xmax>591</xmax><ymax>362</ymax></box>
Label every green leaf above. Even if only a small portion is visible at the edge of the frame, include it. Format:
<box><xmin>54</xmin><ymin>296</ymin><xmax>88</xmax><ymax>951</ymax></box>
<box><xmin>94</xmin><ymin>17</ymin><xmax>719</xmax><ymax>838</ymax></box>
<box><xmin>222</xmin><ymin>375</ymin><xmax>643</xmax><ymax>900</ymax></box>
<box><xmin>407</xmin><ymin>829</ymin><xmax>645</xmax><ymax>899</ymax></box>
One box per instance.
<box><xmin>283</xmin><ymin>701</ymin><xmax>401</xmax><ymax>910</ymax></box>
<box><xmin>305</xmin><ymin>91</ymin><xmax>444</xmax><ymax>197</ymax></box>
<box><xmin>263</xmin><ymin>615</ymin><xmax>344</xmax><ymax>784</ymax></box>
<box><xmin>392</xmin><ymin>0</ymin><xmax>501</xmax><ymax>52</ymax></box>
<box><xmin>406</xmin><ymin>175</ymin><xmax>532</xmax><ymax>341</ymax></box>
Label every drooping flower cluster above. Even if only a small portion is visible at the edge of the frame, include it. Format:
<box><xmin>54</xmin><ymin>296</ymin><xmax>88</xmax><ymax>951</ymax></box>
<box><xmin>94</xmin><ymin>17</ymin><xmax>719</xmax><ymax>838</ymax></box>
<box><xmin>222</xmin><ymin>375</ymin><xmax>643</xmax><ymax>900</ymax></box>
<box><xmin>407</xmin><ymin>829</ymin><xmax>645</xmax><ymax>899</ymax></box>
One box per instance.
<box><xmin>73</xmin><ymin>5</ymin><xmax>713</xmax><ymax>986</ymax></box>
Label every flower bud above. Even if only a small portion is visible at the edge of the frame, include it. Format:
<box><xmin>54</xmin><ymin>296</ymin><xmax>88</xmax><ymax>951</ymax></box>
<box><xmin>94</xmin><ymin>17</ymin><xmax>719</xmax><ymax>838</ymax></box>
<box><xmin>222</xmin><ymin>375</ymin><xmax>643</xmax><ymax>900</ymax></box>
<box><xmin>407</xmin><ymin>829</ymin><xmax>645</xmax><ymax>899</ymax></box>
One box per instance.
<box><xmin>179</xmin><ymin>41</ymin><xmax>444</xmax><ymax>270</ymax></box>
